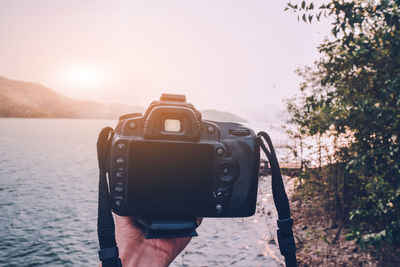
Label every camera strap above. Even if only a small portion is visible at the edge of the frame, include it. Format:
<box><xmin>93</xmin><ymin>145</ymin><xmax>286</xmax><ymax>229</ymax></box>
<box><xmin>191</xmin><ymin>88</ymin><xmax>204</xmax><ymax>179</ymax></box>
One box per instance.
<box><xmin>257</xmin><ymin>131</ymin><xmax>297</xmax><ymax>267</ymax></box>
<box><xmin>97</xmin><ymin>127</ymin><xmax>122</xmax><ymax>267</ymax></box>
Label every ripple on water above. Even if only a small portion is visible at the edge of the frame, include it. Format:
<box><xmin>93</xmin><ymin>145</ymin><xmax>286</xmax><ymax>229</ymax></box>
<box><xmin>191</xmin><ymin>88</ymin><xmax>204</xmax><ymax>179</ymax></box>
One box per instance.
<box><xmin>0</xmin><ymin>119</ymin><xmax>283</xmax><ymax>267</ymax></box>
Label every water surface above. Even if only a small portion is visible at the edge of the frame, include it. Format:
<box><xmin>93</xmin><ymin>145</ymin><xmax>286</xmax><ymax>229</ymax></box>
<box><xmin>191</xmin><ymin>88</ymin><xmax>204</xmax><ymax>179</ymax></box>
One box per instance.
<box><xmin>0</xmin><ymin>118</ymin><xmax>283</xmax><ymax>266</ymax></box>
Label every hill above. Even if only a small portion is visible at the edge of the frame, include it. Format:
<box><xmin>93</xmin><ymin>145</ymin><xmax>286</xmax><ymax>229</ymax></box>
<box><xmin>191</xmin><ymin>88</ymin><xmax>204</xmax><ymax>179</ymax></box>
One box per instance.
<box><xmin>201</xmin><ymin>109</ymin><xmax>247</xmax><ymax>123</ymax></box>
<box><xmin>0</xmin><ymin>76</ymin><xmax>144</xmax><ymax>119</ymax></box>
<box><xmin>0</xmin><ymin>76</ymin><xmax>248</xmax><ymax>122</ymax></box>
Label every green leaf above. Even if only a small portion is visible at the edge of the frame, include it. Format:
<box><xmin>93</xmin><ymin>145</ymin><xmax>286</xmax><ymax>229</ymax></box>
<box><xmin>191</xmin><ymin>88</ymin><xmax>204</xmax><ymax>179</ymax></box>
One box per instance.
<box><xmin>345</xmin><ymin>233</ymin><xmax>356</xmax><ymax>240</ymax></box>
<box><xmin>302</xmin><ymin>13</ymin><xmax>307</xmax><ymax>23</ymax></box>
<box><xmin>301</xmin><ymin>0</ymin><xmax>306</xmax><ymax>9</ymax></box>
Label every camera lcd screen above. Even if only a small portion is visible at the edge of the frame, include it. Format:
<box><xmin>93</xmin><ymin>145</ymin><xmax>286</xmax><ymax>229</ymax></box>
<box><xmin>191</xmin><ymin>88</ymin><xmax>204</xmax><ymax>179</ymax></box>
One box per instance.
<box><xmin>128</xmin><ymin>140</ymin><xmax>215</xmax><ymax>214</ymax></box>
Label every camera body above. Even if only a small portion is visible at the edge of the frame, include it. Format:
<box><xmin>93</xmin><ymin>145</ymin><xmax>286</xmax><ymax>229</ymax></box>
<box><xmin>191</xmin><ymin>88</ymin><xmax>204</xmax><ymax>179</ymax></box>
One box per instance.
<box><xmin>109</xmin><ymin>94</ymin><xmax>260</xmax><ymax>218</ymax></box>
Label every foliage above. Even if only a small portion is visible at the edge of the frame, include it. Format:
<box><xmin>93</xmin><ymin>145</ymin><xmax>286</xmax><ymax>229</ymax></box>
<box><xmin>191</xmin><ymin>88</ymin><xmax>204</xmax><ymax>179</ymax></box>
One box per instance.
<box><xmin>285</xmin><ymin>0</ymin><xmax>400</xmax><ymax>249</ymax></box>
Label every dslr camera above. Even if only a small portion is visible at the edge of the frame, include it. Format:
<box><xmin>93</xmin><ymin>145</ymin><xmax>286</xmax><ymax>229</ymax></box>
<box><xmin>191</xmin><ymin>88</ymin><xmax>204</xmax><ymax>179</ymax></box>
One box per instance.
<box><xmin>108</xmin><ymin>94</ymin><xmax>260</xmax><ymax>218</ymax></box>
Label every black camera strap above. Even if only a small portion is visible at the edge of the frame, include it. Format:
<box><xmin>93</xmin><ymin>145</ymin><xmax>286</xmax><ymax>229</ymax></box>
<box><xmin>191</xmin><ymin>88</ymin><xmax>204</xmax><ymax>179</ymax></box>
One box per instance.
<box><xmin>257</xmin><ymin>131</ymin><xmax>297</xmax><ymax>267</ymax></box>
<box><xmin>97</xmin><ymin>127</ymin><xmax>122</xmax><ymax>267</ymax></box>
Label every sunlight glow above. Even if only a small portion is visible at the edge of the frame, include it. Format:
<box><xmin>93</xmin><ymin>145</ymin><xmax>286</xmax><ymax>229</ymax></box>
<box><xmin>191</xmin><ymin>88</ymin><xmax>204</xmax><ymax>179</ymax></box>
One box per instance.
<box><xmin>63</xmin><ymin>65</ymin><xmax>107</xmax><ymax>89</ymax></box>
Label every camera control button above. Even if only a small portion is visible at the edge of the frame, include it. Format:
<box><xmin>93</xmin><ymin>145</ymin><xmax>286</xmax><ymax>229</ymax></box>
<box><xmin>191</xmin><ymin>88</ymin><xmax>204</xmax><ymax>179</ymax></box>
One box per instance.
<box><xmin>229</xmin><ymin>129</ymin><xmax>250</xmax><ymax>137</ymax></box>
<box><xmin>216</xmin><ymin>147</ymin><xmax>225</xmax><ymax>156</ymax></box>
<box><xmin>114</xmin><ymin>200</ymin><xmax>122</xmax><ymax>207</ymax></box>
<box><xmin>115</xmin><ymin>157</ymin><xmax>125</xmax><ymax>164</ymax></box>
<box><xmin>116</xmin><ymin>171</ymin><xmax>125</xmax><ymax>178</ymax></box>
<box><xmin>216</xmin><ymin>203</ymin><xmax>223</xmax><ymax>213</ymax></box>
<box><xmin>207</xmin><ymin>125</ymin><xmax>215</xmax><ymax>134</ymax></box>
<box><xmin>128</xmin><ymin>121</ymin><xmax>137</xmax><ymax>129</ymax></box>
<box><xmin>116</xmin><ymin>143</ymin><xmax>125</xmax><ymax>151</ymax></box>
<box><xmin>113</xmin><ymin>196</ymin><xmax>123</xmax><ymax>207</ymax></box>
<box><xmin>217</xmin><ymin>162</ymin><xmax>236</xmax><ymax>183</ymax></box>
<box><xmin>216</xmin><ymin>187</ymin><xmax>229</xmax><ymax>197</ymax></box>
<box><xmin>115</xmin><ymin>186</ymin><xmax>123</xmax><ymax>193</ymax></box>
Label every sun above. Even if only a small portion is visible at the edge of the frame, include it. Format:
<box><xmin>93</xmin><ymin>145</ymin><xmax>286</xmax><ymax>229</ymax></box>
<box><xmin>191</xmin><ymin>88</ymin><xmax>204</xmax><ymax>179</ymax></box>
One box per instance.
<box><xmin>69</xmin><ymin>67</ymin><xmax>98</xmax><ymax>86</ymax></box>
<box><xmin>64</xmin><ymin>65</ymin><xmax>107</xmax><ymax>88</ymax></box>
<box><xmin>56</xmin><ymin>64</ymin><xmax>112</xmax><ymax>98</ymax></box>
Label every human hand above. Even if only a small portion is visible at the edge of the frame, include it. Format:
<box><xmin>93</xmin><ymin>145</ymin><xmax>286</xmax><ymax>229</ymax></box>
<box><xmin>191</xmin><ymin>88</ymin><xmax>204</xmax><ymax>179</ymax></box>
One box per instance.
<box><xmin>114</xmin><ymin>215</ymin><xmax>202</xmax><ymax>267</ymax></box>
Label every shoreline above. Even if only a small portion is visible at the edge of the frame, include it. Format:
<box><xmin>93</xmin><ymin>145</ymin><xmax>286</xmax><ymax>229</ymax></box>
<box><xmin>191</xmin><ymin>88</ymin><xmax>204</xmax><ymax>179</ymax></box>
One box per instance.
<box><xmin>287</xmin><ymin>174</ymin><xmax>400</xmax><ymax>266</ymax></box>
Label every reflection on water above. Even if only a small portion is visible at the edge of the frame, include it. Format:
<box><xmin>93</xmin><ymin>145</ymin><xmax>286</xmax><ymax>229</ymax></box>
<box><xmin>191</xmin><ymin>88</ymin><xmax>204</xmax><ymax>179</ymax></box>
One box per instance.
<box><xmin>0</xmin><ymin>118</ymin><xmax>282</xmax><ymax>266</ymax></box>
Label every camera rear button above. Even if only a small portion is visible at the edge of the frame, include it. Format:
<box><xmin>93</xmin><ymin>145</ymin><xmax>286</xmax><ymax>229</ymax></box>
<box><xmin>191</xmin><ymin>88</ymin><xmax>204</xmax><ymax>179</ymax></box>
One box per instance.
<box><xmin>115</xmin><ymin>186</ymin><xmax>123</xmax><ymax>193</ymax></box>
<box><xmin>116</xmin><ymin>171</ymin><xmax>125</xmax><ymax>178</ymax></box>
<box><xmin>216</xmin><ymin>147</ymin><xmax>225</xmax><ymax>156</ymax></box>
<box><xmin>216</xmin><ymin>187</ymin><xmax>229</xmax><ymax>197</ymax></box>
<box><xmin>115</xmin><ymin>157</ymin><xmax>125</xmax><ymax>164</ymax></box>
<box><xmin>207</xmin><ymin>125</ymin><xmax>215</xmax><ymax>134</ymax></box>
<box><xmin>229</xmin><ymin>129</ymin><xmax>250</xmax><ymax>136</ymax></box>
<box><xmin>129</xmin><ymin>121</ymin><xmax>137</xmax><ymax>129</ymax></box>
<box><xmin>114</xmin><ymin>200</ymin><xmax>122</xmax><ymax>207</ymax></box>
<box><xmin>216</xmin><ymin>203</ymin><xmax>223</xmax><ymax>213</ymax></box>
<box><xmin>116</xmin><ymin>143</ymin><xmax>125</xmax><ymax>151</ymax></box>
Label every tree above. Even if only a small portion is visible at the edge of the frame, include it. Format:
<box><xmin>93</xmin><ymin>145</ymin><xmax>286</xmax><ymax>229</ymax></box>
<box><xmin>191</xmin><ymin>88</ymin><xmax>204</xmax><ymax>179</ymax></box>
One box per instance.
<box><xmin>286</xmin><ymin>0</ymin><xmax>400</xmax><ymax>248</ymax></box>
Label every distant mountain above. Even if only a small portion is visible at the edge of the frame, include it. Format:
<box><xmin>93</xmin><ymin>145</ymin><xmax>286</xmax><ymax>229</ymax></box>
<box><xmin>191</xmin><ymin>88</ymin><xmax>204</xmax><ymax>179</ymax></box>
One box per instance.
<box><xmin>0</xmin><ymin>76</ymin><xmax>248</xmax><ymax>122</ymax></box>
<box><xmin>235</xmin><ymin>105</ymin><xmax>285</xmax><ymax>124</ymax></box>
<box><xmin>0</xmin><ymin>76</ymin><xmax>144</xmax><ymax>119</ymax></box>
<box><xmin>201</xmin><ymin>109</ymin><xmax>248</xmax><ymax>123</ymax></box>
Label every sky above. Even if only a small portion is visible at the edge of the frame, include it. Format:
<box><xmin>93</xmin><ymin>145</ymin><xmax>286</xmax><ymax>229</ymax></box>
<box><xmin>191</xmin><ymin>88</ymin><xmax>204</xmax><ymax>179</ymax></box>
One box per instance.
<box><xmin>0</xmin><ymin>0</ymin><xmax>331</xmax><ymax>120</ymax></box>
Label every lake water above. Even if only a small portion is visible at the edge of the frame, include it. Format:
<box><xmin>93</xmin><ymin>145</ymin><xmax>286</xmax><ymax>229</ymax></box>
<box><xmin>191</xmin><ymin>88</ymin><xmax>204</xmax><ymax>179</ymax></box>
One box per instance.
<box><xmin>0</xmin><ymin>118</ymin><xmax>285</xmax><ymax>266</ymax></box>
